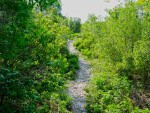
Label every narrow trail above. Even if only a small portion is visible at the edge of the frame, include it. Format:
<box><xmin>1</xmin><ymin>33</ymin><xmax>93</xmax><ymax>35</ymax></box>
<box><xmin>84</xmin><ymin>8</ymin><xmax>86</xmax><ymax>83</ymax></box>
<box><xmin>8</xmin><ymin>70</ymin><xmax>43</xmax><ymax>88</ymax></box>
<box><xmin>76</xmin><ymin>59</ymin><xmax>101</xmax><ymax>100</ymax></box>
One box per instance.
<box><xmin>67</xmin><ymin>40</ymin><xmax>92</xmax><ymax>113</ymax></box>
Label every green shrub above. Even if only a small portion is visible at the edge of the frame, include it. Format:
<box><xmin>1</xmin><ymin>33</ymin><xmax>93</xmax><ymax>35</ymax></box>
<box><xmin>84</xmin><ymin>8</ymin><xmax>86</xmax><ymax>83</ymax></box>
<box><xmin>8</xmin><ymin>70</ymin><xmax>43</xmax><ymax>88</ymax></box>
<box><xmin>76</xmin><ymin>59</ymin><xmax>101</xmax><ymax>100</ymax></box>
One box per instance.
<box><xmin>0</xmin><ymin>2</ymin><xmax>79</xmax><ymax>112</ymax></box>
<box><xmin>74</xmin><ymin>0</ymin><xmax>150</xmax><ymax>112</ymax></box>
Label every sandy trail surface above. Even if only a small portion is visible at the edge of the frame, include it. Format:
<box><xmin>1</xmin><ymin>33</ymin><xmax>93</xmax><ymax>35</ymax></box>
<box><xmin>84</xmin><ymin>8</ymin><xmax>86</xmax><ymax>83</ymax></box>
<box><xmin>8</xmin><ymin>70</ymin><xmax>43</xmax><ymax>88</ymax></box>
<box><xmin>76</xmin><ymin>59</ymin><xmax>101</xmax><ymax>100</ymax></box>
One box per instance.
<box><xmin>67</xmin><ymin>40</ymin><xmax>91</xmax><ymax>113</ymax></box>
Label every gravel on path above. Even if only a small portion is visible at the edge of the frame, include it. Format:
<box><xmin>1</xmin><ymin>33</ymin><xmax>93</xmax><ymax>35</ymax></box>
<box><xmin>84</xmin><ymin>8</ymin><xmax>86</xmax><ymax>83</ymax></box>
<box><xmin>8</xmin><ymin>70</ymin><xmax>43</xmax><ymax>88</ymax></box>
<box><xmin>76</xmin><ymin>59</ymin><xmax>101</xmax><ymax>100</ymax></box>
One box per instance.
<box><xmin>67</xmin><ymin>40</ymin><xmax>92</xmax><ymax>113</ymax></box>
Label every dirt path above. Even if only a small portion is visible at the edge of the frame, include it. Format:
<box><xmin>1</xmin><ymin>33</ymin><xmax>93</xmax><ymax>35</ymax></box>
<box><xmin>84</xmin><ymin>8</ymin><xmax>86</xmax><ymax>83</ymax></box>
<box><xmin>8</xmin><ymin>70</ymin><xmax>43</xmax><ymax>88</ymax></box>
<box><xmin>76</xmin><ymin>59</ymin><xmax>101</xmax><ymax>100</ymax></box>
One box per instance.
<box><xmin>67</xmin><ymin>40</ymin><xmax>91</xmax><ymax>113</ymax></box>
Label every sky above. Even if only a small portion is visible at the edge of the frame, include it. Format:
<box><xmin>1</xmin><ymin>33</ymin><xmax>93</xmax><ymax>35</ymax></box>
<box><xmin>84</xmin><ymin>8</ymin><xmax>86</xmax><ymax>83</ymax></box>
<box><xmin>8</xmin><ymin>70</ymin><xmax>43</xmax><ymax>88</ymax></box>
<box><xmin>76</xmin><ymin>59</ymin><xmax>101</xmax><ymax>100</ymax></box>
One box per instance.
<box><xmin>61</xmin><ymin>0</ymin><xmax>123</xmax><ymax>23</ymax></box>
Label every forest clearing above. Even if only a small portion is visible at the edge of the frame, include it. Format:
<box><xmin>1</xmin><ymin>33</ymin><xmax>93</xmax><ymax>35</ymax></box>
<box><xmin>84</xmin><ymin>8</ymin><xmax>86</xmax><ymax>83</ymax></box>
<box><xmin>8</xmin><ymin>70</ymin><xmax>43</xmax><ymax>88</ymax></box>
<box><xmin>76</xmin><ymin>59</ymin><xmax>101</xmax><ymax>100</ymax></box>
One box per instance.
<box><xmin>0</xmin><ymin>0</ymin><xmax>150</xmax><ymax>113</ymax></box>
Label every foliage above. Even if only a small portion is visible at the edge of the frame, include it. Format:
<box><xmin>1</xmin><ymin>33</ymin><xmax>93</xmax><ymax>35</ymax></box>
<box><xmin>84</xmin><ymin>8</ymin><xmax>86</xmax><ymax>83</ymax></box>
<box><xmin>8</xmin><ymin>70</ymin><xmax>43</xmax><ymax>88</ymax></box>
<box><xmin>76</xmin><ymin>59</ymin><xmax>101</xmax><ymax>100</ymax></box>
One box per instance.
<box><xmin>0</xmin><ymin>1</ymin><xmax>79</xmax><ymax>112</ymax></box>
<box><xmin>68</xmin><ymin>17</ymin><xmax>81</xmax><ymax>33</ymax></box>
<box><xmin>74</xmin><ymin>0</ymin><xmax>150</xmax><ymax>112</ymax></box>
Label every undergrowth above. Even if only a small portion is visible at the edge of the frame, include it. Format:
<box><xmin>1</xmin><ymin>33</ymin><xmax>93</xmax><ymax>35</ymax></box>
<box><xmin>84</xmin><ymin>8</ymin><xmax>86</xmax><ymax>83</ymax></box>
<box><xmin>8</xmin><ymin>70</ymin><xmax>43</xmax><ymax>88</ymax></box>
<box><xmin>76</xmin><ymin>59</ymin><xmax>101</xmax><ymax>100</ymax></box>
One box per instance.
<box><xmin>0</xmin><ymin>1</ymin><xmax>79</xmax><ymax>112</ymax></box>
<box><xmin>74</xmin><ymin>0</ymin><xmax>150</xmax><ymax>112</ymax></box>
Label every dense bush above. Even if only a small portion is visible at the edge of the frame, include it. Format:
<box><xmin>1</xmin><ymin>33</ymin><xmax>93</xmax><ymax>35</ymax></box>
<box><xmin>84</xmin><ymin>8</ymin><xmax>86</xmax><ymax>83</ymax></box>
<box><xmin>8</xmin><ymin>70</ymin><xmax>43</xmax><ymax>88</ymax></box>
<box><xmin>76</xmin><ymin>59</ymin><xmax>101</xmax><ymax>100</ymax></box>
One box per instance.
<box><xmin>74</xmin><ymin>0</ymin><xmax>150</xmax><ymax>112</ymax></box>
<box><xmin>0</xmin><ymin>0</ymin><xmax>79</xmax><ymax>112</ymax></box>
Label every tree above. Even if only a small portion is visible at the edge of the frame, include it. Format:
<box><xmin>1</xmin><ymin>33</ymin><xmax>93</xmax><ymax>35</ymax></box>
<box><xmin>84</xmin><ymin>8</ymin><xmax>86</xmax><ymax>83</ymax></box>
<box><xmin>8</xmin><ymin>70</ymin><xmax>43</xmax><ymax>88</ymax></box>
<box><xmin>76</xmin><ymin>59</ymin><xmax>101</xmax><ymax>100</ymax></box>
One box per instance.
<box><xmin>69</xmin><ymin>17</ymin><xmax>81</xmax><ymax>33</ymax></box>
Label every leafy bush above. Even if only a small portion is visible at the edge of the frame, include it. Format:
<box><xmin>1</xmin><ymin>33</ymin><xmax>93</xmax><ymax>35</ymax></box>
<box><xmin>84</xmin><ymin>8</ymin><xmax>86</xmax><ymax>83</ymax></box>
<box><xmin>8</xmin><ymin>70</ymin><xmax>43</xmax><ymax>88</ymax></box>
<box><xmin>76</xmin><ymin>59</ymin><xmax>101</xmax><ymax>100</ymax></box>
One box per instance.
<box><xmin>75</xmin><ymin>0</ymin><xmax>150</xmax><ymax>112</ymax></box>
<box><xmin>0</xmin><ymin>1</ymin><xmax>79</xmax><ymax>112</ymax></box>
